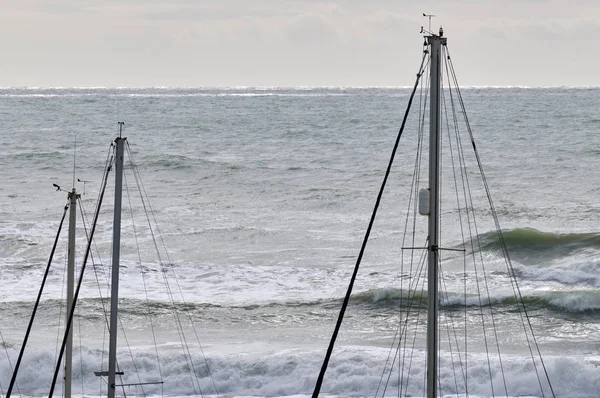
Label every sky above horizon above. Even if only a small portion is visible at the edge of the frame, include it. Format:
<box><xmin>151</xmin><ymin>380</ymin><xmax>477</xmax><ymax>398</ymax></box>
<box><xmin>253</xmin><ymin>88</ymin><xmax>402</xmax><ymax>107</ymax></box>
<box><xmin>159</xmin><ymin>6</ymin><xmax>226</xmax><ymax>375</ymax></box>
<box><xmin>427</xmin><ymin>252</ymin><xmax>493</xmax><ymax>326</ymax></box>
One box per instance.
<box><xmin>1</xmin><ymin>1</ymin><xmax>599</xmax><ymax>88</ymax></box>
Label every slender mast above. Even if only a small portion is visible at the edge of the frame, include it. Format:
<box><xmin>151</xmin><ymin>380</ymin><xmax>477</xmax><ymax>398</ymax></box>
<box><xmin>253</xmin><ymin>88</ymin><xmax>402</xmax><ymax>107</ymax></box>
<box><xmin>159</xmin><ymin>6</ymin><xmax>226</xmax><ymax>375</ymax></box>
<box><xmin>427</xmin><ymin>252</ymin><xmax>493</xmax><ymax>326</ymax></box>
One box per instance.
<box><xmin>108</xmin><ymin>123</ymin><xmax>126</xmax><ymax>398</ymax></box>
<box><xmin>65</xmin><ymin>188</ymin><xmax>78</xmax><ymax>398</ymax></box>
<box><xmin>426</xmin><ymin>28</ymin><xmax>445</xmax><ymax>398</ymax></box>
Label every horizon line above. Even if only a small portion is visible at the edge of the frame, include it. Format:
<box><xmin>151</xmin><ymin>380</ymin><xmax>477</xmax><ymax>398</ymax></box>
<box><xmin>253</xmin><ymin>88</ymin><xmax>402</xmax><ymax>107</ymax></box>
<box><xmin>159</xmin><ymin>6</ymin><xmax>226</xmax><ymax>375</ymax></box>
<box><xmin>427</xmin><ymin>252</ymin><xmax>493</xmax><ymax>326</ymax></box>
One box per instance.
<box><xmin>1</xmin><ymin>85</ymin><xmax>600</xmax><ymax>90</ymax></box>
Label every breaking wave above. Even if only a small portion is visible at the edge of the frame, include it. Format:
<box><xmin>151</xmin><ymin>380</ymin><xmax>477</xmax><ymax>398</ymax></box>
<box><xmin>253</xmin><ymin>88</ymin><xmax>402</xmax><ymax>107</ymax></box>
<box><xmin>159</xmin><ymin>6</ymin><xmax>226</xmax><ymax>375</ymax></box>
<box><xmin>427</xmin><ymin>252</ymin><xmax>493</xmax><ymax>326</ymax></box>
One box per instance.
<box><xmin>478</xmin><ymin>228</ymin><xmax>600</xmax><ymax>255</ymax></box>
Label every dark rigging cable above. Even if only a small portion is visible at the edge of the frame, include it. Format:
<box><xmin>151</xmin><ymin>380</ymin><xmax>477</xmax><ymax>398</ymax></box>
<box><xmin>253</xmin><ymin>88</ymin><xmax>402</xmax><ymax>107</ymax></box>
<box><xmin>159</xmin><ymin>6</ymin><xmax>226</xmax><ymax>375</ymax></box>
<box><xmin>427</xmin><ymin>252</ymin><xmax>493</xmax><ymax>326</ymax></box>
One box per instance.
<box><xmin>48</xmin><ymin>154</ymin><xmax>113</xmax><ymax>398</ymax></box>
<box><xmin>6</xmin><ymin>202</ymin><xmax>69</xmax><ymax>398</ymax></box>
<box><xmin>311</xmin><ymin>48</ymin><xmax>428</xmax><ymax>398</ymax></box>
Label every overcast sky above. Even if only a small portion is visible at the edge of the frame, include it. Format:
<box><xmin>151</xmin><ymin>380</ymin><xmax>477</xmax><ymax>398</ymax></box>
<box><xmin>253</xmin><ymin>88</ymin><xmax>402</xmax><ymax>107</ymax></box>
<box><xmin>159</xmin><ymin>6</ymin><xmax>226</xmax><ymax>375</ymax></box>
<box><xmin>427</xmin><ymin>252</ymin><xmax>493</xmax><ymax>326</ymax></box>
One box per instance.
<box><xmin>1</xmin><ymin>0</ymin><xmax>599</xmax><ymax>87</ymax></box>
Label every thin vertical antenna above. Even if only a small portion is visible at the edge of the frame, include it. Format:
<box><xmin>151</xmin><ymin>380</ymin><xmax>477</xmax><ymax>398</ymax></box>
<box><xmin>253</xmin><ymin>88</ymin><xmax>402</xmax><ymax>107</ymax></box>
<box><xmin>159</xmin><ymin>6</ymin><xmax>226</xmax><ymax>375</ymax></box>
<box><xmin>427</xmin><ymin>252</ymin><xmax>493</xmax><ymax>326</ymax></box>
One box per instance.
<box><xmin>423</xmin><ymin>13</ymin><xmax>436</xmax><ymax>33</ymax></box>
<box><xmin>116</xmin><ymin>90</ymin><xmax>122</xmax><ymax>127</ymax></box>
<box><xmin>72</xmin><ymin>135</ymin><xmax>77</xmax><ymax>189</ymax></box>
<box><xmin>118</xmin><ymin>122</ymin><xmax>124</xmax><ymax>138</ymax></box>
<box><xmin>118</xmin><ymin>98</ymin><xmax>121</xmax><ymax>125</ymax></box>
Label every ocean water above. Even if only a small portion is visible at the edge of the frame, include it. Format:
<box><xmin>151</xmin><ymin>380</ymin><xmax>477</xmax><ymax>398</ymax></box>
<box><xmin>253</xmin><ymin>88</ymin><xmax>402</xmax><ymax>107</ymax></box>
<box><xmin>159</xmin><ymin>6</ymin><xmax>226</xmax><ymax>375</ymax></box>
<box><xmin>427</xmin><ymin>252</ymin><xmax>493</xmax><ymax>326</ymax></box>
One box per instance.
<box><xmin>0</xmin><ymin>87</ymin><xmax>599</xmax><ymax>397</ymax></box>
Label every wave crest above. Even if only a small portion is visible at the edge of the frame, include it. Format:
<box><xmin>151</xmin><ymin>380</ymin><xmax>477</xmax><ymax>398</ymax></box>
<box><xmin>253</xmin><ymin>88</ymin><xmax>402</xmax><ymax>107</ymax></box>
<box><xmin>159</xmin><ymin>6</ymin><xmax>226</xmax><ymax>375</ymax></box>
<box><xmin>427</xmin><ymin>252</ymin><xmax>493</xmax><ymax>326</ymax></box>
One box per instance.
<box><xmin>478</xmin><ymin>228</ymin><xmax>600</xmax><ymax>258</ymax></box>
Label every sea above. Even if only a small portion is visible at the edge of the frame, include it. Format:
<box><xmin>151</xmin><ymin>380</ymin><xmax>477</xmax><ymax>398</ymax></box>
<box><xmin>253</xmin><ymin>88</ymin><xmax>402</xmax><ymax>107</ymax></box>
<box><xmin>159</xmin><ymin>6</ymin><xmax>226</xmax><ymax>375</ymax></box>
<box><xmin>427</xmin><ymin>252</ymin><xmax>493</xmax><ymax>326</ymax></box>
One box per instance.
<box><xmin>0</xmin><ymin>87</ymin><xmax>599</xmax><ymax>398</ymax></box>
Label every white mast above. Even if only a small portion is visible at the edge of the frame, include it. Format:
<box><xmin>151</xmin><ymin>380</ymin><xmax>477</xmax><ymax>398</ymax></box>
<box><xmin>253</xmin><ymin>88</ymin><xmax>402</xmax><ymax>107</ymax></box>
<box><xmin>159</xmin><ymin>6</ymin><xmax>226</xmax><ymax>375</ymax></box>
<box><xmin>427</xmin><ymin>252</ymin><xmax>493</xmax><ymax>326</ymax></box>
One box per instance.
<box><xmin>108</xmin><ymin>124</ymin><xmax>126</xmax><ymax>398</ymax></box>
<box><xmin>65</xmin><ymin>187</ymin><xmax>78</xmax><ymax>398</ymax></box>
<box><xmin>426</xmin><ymin>28</ymin><xmax>445</xmax><ymax>398</ymax></box>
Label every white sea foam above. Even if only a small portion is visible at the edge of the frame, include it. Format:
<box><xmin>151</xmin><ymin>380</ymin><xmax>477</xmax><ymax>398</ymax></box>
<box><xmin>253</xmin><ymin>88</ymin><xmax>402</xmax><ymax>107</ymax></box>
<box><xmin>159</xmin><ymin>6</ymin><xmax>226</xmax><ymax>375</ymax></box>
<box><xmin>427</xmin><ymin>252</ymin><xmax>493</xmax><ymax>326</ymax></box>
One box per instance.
<box><xmin>516</xmin><ymin>255</ymin><xmax>600</xmax><ymax>287</ymax></box>
<box><xmin>3</xmin><ymin>257</ymin><xmax>600</xmax><ymax>315</ymax></box>
<box><xmin>1</xmin><ymin>345</ymin><xmax>597</xmax><ymax>397</ymax></box>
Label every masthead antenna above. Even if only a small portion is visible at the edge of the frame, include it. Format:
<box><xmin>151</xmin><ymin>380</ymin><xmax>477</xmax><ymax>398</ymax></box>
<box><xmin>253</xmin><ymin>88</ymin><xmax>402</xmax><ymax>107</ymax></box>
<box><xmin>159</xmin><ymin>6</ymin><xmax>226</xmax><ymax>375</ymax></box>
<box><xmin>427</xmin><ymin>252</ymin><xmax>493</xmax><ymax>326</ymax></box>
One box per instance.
<box><xmin>72</xmin><ymin>134</ymin><xmax>77</xmax><ymax>189</ymax></box>
<box><xmin>77</xmin><ymin>178</ymin><xmax>92</xmax><ymax>196</ymax></box>
<box><xmin>118</xmin><ymin>121</ymin><xmax>124</xmax><ymax>138</ymax></box>
<box><xmin>423</xmin><ymin>13</ymin><xmax>435</xmax><ymax>34</ymax></box>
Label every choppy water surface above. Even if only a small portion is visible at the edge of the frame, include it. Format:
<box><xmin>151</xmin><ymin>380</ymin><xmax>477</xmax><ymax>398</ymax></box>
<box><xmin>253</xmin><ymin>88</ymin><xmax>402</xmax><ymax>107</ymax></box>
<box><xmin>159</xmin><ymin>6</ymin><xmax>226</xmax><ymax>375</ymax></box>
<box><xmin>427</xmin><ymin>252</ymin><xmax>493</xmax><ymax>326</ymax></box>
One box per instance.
<box><xmin>1</xmin><ymin>87</ymin><xmax>599</xmax><ymax>397</ymax></box>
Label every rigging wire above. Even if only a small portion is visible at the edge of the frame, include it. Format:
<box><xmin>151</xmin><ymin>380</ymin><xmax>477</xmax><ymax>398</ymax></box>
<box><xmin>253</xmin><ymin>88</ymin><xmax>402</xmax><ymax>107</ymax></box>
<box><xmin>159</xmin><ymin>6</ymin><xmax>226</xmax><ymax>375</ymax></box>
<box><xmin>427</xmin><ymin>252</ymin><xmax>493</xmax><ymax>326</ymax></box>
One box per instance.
<box><xmin>58</xmin><ymin>226</ymin><xmax>68</xmax><ymax>397</ymax></box>
<box><xmin>439</xmin><ymin>265</ymin><xmax>469</xmax><ymax>394</ymax></box>
<box><xmin>78</xmin><ymin>190</ymin><xmax>128</xmax><ymax>397</ymax></box>
<box><xmin>116</xmin><ymin>170</ymin><xmax>149</xmax><ymax>396</ymax></box>
<box><xmin>0</xmin><ymin>344</ymin><xmax>3</xmax><ymax>395</ymax></box>
<box><xmin>6</xmin><ymin>201</ymin><xmax>69</xmax><ymax>398</ymax></box>
<box><xmin>446</xmin><ymin>49</ymin><xmax>555</xmax><ymax>398</ymax></box>
<box><xmin>398</xmin><ymin>57</ymin><xmax>431</xmax><ymax>398</ymax></box>
<box><xmin>311</xmin><ymin>47</ymin><xmax>428</xmax><ymax>398</ymax></box>
<box><xmin>376</xmin><ymin>57</ymin><xmax>430</xmax><ymax>398</ymax></box>
<box><xmin>437</xmin><ymin>71</ymin><xmax>462</xmax><ymax>396</ymax></box>
<box><xmin>123</xmin><ymin>162</ymin><xmax>165</xmax><ymax>385</ymax></box>
<box><xmin>77</xmin><ymin>304</ymin><xmax>85</xmax><ymax>395</ymax></box>
<box><xmin>440</xmin><ymin>57</ymin><xmax>469</xmax><ymax>392</ymax></box>
<box><xmin>440</xmin><ymin>53</ymin><xmax>472</xmax><ymax>395</ymax></box>
<box><xmin>377</xmin><ymin>48</ymin><xmax>432</xmax><ymax>398</ymax></box>
<box><xmin>73</xmin><ymin>141</ymin><xmax>134</xmax><ymax>398</ymax></box>
<box><xmin>126</xmin><ymin>141</ymin><xmax>219</xmax><ymax>396</ymax></box>
<box><xmin>71</xmin><ymin>138</ymin><xmax>216</xmax><ymax>396</ymax></box>
<box><xmin>443</xmin><ymin>47</ymin><xmax>511</xmax><ymax>397</ymax></box>
<box><xmin>324</xmin><ymin>39</ymin><xmax>555</xmax><ymax>398</ymax></box>
<box><xmin>77</xmin><ymin>144</ymin><xmax>128</xmax><ymax>397</ymax></box>
<box><xmin>125</xmin><ymin>144</ymin><xmax>202</xmax><ymax>397</ymax></box>
<box><xmin>77</xmin><ymin>194</ymin><xmax>110</xmax><ymax>396</ymax></box>
<box><xmin>76</xmin><ymin>146</ymin><xmax>115</xmax><ymax>396</ymax></box>
<box><xmin>437</xmin><ymin>46</ymin><xmax>505</xmax><ymax>396</ymax></box>
<box><xmin>0</xmin><ymin>323</ymin><xmax>20</xmax><ymax>398</ymax></box>
<box><xmin>405</xmin><ymin>260</ymin><xmax>428</xmax><ymax>398</ymax></box>
<box><xmin>48</xmin><ymin>148</ymin><xmax>113</xmax><ymax>398</ymax></box>
<box><xmin>379</xmin><ymin>244</ymin><xmax>428</xmax><ymax>398</ymax></box>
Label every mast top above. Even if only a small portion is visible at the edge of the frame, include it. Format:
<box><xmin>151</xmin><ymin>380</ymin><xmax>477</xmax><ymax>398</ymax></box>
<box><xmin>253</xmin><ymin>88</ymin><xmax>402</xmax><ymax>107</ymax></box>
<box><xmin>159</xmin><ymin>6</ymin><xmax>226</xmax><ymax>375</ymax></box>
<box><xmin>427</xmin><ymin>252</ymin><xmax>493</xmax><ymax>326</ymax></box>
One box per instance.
<box><xmin>426</xmin><ymin>28</ymin><xmax>447</xmax><ymax>46</ymax></box>
<box><xmin>421</xmin><ymin>13</ymin><xmax>447</xmax><ymax>44</ymax></box>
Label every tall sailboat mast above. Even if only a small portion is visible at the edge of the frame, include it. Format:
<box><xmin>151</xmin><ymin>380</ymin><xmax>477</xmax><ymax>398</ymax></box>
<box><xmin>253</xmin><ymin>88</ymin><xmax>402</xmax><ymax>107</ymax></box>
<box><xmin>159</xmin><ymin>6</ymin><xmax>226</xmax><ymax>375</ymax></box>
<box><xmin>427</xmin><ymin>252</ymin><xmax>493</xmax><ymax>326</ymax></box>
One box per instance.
<box><xmin>108</xmin><ymin>123</ymin><xmax>126</xmax><ymax>398</ymax></box>
<box><xmin>64</xmin><ymin>187</ymin><xmax>78</xmax><ymax>398</ymax></box>
<box><xmin>426</xmin><ymin>28</ymin><xmax>445</xmax><ymax>398</ymax></box>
